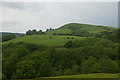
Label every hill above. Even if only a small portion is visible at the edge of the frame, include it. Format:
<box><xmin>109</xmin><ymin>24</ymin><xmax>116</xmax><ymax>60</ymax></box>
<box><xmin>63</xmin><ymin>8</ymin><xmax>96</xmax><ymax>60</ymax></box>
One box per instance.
<box><xmin>4</xmin><ymin>35</ymin><xmax>84</xmax><ymax>47</ymax></box>
<box><xmin>46</xmin><ymin>23</ymin><xmax>116</xmax><ymax>36</ymax></box>
<box><xmin>3</xmin><ymin>23</ymin><xmax>118</xmax><ymax>46</ymax></box>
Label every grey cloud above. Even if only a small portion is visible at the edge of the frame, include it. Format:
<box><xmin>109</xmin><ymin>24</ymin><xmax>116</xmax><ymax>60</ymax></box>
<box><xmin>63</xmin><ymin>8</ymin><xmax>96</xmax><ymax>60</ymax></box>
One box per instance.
<box><xmin>2</xmin><ymin>2</ymin><xmax>46</xmax><ymax>11</ymax></box>
<box><xmin>2</xmin><ymin>2</ymin><xmax>25</xmax><ymax>10</ymax></box>
<box><xmin>1</xmin><ymin>2</ymin><xmax>118</xmax><ymax>33</ymax></box>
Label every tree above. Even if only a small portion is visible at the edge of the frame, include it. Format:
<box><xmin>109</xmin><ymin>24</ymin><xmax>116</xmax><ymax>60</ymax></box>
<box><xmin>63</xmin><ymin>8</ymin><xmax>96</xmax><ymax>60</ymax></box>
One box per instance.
<box><xmin>13</xmin><ymin>60</ymin><xmax>36</xmax><ymax>79</ymax></box>
<box><xmin>2</xmin><ymin>47</ymin><xmax>30</xmax><ymax>79</ymax></box>
<box><xmin>26</xmin><ymin>30</ymin><xmax>32</xmax><ymax>35</ymax></box>
<box><xmin>81</xmin><ymin>56</ymin><xmax>100</xmax><ymax>73</ymax></box>
<box><xmin>98</xmin><ymin>57</ymin><xmax>118</xmax><ymax>73</ymax></box>
<box><xmin>32</xmin><ymin>29</ymin><xmax>37</xmax><ymax>34</ymax></box>
<box><xmin>71</xmin><ymin>37</ymin><xmax>74</xmax><ymax>39</ymax></box>
<box><xmin>64</xmin><ymin>41</ymin><xmax>74</xmax><ymax>48</ymax></box>
<box><xmin>49</xmin><ymin>28</ymin><xmax>52</xmax><ymax>30</ymax></box>
<box><xmin>67</xmin><ymin>37</ymin><xmax>69</xmax><ymax>39</ymax></box>
<box><xmin>24</xmin><ymin>43</ymin><xmax>40</xmax><ymax>53</ymax></box>
<box><xmin>71</xmin><ymin>65</ymin><xmax>80</xmax><ymax>74</ymax></box>
<box><xmin>2</xmin><ymin>74</ymin><xmax>7</xmax><ymax>79</ymax></box>
<box><xmin>64</xmin><ymin>68</ymin><xmax>72</xmax><ymax>75</ymax></box>
<box><xmin>39</xmin><ymin>30</ymin><xmax>42</xmax><ymax>32</ymax></box>
<box><xmin>26</xmin><ymin>29</ymin><xmax>45</xmax><ymax>35</ymax></box>
<box><xmin>50</xmin><ymin>36</ymin><xmax>52</xmax><ymax>39</ymax></box>
<box><xmin>37</xmin><ymin>60</ymin><xmax>52</xmax><ymax>77</ymax></box>
<box><xmin>46</xmin><ymin>29</ymin><xmax>49</xmax><ymax>32</ymax></box>
<box><xmin>38</xmin><ymin>30</ymin><xmax>42</xmax><ymax>34</ymax></box>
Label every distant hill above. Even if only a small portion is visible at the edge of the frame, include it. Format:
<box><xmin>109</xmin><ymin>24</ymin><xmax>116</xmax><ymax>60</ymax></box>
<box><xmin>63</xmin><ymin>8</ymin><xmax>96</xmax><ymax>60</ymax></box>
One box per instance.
<box><xmin>0</xmin><ymin>32</ymin><xmax>25</xmax><ymax>37</ymax></box>
<box><xmin>46</xmin><ymin>23</ymin><xmax>116</xmax><ymax>36</ymax></box>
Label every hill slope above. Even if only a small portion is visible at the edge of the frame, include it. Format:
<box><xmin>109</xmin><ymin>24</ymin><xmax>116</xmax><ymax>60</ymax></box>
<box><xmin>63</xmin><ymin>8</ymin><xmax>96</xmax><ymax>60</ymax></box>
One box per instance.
<box><xmin>46</xmin><ymin>23</ymin><xmax>116</xmax><ymax>36</ymax></box>
<box><xmin>3</xmin><ymin>23</ymin><xmax>117</xmax><ymax>46</ymax></box>
<box><xmin>4</xmin><ymin>35</ymin><xmax>84</xmax><ymax>47</ymax></box>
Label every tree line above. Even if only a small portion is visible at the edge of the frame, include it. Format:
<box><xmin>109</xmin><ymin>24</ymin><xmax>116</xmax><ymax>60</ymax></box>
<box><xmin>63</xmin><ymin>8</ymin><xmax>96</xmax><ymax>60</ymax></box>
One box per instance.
<box><xmin>26</xmin><ymin>29</ymin><xmax>45</xmax><ymax>35</ymax></box>
<box><xmin>2</xmin><ymin>28</ymin><xmax>119</xmax><ymax>43</ymax></box>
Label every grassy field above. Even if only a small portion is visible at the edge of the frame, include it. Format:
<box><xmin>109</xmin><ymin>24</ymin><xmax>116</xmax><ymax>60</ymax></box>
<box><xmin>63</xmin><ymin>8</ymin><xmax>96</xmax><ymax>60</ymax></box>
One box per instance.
<box><xmin>4</xmin><ymin>35</ymin><xmax>84</xmax><ymax>47</ymax></box>
<box><xmin>46</xmin><ymin>23</ymin><xmax>116</xmax><ymax>35</ymax></box>
<box><xmin>44</xmin><ymin>73</ymin><xmax>118</xmax><ymax>78</ymax></box>
<box><xmin>46</xmin><ymin>28</ymin><xmax>72</xmax><ymax>35</ymax></box>
<box><xmin>9</xmin><ymin>73</ymin><xmax>119</xmax><ymax>80</ymax></box>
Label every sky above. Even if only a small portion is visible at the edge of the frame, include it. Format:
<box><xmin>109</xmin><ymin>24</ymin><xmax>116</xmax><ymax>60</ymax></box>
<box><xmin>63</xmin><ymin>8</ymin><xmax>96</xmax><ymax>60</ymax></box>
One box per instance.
<box><xmin>1</xmin><ymin>1</ymin><xmax>119</xmax><ymax>33</ymax></box>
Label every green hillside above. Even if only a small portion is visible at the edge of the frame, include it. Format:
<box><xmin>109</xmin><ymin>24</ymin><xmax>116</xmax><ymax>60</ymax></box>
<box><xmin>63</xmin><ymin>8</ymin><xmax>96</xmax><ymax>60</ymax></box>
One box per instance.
<box><xmin>3</xmin><ymin>23</ymin><xmax>117</xmax><ymax>46</ymax></box>
<box><xmin>46</xmin><ymin>23</ymin><xmax>116</xmax><ymax>35</ymax></box>
<box><xmin>4</xmin><ymin>35</ymin><xmax>84</xmax><ymax>47</ymax></box>
<box><xmin>2</xmin><ymin>23</ymin><xmax>119</xmax><ymax>79</ymax></box>
<box><xmin>3</xmin><ymin>23</ymin><xmax>118</xmax><ymax>47</ymax></box>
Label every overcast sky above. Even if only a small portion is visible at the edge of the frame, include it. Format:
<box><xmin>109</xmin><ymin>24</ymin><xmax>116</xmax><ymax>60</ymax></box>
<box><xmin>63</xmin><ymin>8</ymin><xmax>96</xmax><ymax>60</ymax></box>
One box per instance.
<box><xmin>1</xmin><ymin>2</ymin><xmax>118</xmax><ymax>33</ymax></box>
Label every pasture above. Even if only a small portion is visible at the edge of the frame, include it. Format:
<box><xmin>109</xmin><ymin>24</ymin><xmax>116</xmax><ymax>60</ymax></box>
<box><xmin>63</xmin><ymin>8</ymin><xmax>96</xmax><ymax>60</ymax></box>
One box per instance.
<box><xmin>44</xmin><ymin>73</ymin><xmax>118</xmax><ymax>78</ymax></box>
<box><xmin>8</xmin><ymin>73</ymin><xmax>119</xmax><ymax>80</ymax></box>
<box><xmin>4</xmin><ymin>35</ymin><xmax>84</xmax><ymax>47</ymax></box>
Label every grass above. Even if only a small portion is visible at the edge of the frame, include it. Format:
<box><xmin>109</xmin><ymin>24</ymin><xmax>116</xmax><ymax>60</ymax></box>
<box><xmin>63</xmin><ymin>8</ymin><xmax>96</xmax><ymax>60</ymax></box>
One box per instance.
<box><xmin>46</xmin><ymin>28</ymin><xmax>72</xmax><ymax>35</ymax></box>
<box><xmin>44</xmin><ymin>73</ymin><xmax>118</xmax><ymax>78</ymax></box>
<box><xmin>9</xmin><ymin>73</ymin><xmax>118</xmax><ymax>80</ymax></box>
<box><xmin>4</xmin><ymin>35</ymin><xmax>84</xmax><ymax>47</ymax></box>
<box><xmin>46</xmin><ymin>23</ymin><xmax>116</xmax><ymax>35</ymax></box>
